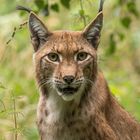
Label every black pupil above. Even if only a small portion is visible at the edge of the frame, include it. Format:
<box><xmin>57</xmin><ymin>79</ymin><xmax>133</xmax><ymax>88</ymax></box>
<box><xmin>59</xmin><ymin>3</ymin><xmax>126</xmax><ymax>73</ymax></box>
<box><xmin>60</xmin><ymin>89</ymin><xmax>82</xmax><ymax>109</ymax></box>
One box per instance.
<box><xmin>78</xmin><ymin>53</ymin><xmax>87</xmax><ymax>61</ymax></box>
<box><xmin>48</xmin><ymin>53</ymin><xmax>58</xmax><ymax>61</ymax></box>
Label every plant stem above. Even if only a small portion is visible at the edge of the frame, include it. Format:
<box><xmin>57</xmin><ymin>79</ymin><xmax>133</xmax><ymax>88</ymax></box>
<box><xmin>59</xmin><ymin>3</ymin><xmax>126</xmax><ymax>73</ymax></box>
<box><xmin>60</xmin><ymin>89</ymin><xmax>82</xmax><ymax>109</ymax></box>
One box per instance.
<box><xmin>13</xmin><ymin>98</ymin><xmax>18</xmax><ymax>140</ymax></box>
<box><xmin>80</xmin><ymin>0</ymin><xmax>86</xmax><ymax>27</ymax></box>
<box><xmin>0</xmin><ymin>99</ymin><xmax>6</xmax><ymax>111</ymax></box>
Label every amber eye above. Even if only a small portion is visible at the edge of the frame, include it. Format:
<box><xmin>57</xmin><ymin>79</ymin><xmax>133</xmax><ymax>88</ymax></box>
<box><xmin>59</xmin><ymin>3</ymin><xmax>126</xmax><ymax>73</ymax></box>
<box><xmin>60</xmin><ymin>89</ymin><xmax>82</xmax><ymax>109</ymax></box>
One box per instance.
<box><xmin>47</xmin><ymin>53</ymin><xmax>59</xmax><ymax>62</ymax></box>
<box><xmin>76</xmin><ymin>52</ymin><xmax>88</xmax><ymax>61</ymax></box>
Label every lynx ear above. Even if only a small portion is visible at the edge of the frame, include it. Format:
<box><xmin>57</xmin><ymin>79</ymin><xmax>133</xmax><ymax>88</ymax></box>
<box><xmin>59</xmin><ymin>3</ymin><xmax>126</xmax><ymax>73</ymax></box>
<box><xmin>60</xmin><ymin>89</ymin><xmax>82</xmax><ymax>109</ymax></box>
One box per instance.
<box><xmin>83</xmin><ymin>12</ymin><xmax>103</xmax><ymax>49</ymax></box>
<box><xmin>29</xmin><ymin>12</ymin><xmax>51</xmax><ymax>52</ymax></box>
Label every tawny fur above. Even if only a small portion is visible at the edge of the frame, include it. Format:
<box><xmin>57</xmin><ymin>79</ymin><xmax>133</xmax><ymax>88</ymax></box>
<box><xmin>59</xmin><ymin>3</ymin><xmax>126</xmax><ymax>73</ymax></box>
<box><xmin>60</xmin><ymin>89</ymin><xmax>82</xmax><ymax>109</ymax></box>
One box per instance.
<box><xmin>33</xmin><ymin>32</ymin><xmax>140</xmax><ymax>140</ymax></box>
<box><xmin>17</xmin><ymin>1</ymin><xmax>140</xmax><ymax>139</ymax></box>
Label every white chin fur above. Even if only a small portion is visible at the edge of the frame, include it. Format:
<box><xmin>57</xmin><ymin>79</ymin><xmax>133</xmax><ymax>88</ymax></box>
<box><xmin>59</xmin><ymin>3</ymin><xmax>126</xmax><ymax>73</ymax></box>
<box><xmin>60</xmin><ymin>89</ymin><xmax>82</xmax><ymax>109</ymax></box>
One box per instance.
<box><xmin>57</xmin><ymin>91</ymin><xmax>75</xmax><ymax>101</ymax></box>
<box><xmin>61</xmin><ymin>94</ymin><xmax>76</xmax><ymax>101</ymax></box>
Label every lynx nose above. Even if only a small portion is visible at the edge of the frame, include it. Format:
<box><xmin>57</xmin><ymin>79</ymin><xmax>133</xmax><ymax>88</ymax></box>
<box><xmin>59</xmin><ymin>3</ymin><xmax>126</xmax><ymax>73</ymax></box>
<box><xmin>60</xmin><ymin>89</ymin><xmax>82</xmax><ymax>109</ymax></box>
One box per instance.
<box><xmin>63</xmin><ymin>76</ymin><xmax>75</xmax><ymax>84</ymax></box>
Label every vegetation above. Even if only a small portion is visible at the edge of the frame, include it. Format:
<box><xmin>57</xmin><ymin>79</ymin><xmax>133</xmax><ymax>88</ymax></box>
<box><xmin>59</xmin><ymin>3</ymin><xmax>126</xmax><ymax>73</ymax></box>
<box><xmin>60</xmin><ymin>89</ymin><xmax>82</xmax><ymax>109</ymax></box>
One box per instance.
<box><xmin>0</xmin><ymin>0</ymin><xmax>140</xmax><ymax>139</ymax></box>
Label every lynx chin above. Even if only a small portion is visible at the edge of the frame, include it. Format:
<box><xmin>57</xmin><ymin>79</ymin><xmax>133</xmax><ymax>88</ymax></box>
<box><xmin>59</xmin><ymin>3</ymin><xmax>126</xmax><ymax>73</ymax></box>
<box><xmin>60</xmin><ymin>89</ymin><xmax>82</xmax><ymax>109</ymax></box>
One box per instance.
<box><xmin>17</xmin><ymin>0</ymin><xmax>140</xmax><ymax>140</ymax></box>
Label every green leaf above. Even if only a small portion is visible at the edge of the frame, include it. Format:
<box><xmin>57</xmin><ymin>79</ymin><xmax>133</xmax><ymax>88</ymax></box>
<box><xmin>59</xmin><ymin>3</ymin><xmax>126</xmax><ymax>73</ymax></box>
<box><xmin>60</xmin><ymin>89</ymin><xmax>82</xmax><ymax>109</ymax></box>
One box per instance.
<box><xmin>51</xmin><ymin>3</ymin><xmax>59</xmax><ymax>12</ymax></box>
<box><xmin>34</xmin><ymin>0</ymin><xmax>45</xmax><ymax>9</ymax></box>
<box><xmin>106</xmin><ymin>34</ymin><xmax>116</xmax><ymax>55</ymax></box>
<box><xmin>60</xmin><ymin>0</ymin><xmax>71</xmax><ymax>9</ymax></box>
<box><xmin>120</xmin><ymin>17</ymin><xmax>131</xmax><ymax>29</ymax></box>
<box><xmin>117</xmin><ymin>33</ymin><xmax>125</xmax><ymax>41</ymax></box>
<box><xmin>127</xmin><ymin>2</ymin><xmax>139</xmax><ymax>17</ymax></box>
<box><xmin>79</xmin><ymin>9</ymin><xmax>85</xmax><ymax>16</ymax></box>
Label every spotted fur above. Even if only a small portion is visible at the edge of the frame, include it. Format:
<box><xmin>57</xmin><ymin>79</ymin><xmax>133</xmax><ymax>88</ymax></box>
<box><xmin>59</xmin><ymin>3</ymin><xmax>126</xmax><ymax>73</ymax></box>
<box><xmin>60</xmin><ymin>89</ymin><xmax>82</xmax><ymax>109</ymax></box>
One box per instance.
<box><xmin>18</xmin><ymin>1</ymin><xmax>140</xmax><ymax>139</ymax></box>
<box><xmin>32</xmin><ymin>30</ymin><xmax>140</xmax><ymax>140</ymax></box>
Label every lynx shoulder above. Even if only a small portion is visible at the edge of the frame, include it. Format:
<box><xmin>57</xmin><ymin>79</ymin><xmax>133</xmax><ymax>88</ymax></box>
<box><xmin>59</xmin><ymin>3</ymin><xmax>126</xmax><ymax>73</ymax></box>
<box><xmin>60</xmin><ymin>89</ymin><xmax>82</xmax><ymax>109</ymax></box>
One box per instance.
<box><xmin>17</xmin><ymin>0</ymin><xmax>140</xmax><ymax>140</ymax></box>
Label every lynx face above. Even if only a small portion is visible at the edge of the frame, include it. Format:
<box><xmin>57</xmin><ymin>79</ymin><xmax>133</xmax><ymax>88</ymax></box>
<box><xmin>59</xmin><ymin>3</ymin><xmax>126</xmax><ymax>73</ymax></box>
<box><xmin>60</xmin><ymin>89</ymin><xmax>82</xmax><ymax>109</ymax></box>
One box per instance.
<box><xmin>34</xmin><ymin>31</ymin><xmax>98</xmax><ymax>101</ymax></box>
<box><xmin>29</xmin><ymin>11</ymin><xmax>103</xmax><ymax>101</ymax></box>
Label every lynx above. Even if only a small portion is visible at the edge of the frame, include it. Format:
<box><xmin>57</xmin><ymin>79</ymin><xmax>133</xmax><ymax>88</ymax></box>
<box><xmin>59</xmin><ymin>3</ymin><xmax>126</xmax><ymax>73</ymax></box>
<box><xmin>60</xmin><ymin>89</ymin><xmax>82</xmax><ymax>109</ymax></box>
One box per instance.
<box><xmin>17</xmin><ymin>0</ymin><xmax>140</xmax><ymax>140</ymax></box>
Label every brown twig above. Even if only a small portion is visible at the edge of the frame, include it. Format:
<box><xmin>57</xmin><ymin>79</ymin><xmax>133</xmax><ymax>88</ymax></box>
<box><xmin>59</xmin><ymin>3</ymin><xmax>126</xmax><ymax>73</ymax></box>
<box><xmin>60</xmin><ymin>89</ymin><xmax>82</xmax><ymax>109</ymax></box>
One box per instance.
<box><xmin>6</xmin><ymin>21</ymin><xmax>28</xmax><ymax>45</ymax></box>
<box><xmin>0</xmin><ymin>21</ymin><xmax>28</xmax><ymax>63</ymax></box>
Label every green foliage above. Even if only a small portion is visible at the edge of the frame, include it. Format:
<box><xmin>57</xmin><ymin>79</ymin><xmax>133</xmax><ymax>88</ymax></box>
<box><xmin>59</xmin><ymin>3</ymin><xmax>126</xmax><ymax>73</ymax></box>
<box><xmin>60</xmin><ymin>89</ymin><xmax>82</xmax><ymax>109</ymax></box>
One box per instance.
<box><xmin>51</xmin><ymin>3</ymin><xmax>59</xmax><ymax>12</ymax></box>
<box><xmin>24</xmin><ymin>0</ymin><xmax>71</xmax><ymax>16</ymax></box>
<box><xmin>35</xmin><ymin>0</ymin><xmax>45</xmax><ymax>9</ymax></box>
<box><xmin>121</xmin><ymin>16</ymin><xmax>131</xmax><ymax>29</ymax></box>
<box><xmin>60</xmin><ymin>0</ymin><xmax>71</xmax><ymax>9</ymax></box>
<box><xmin>0</xmin><ymin>0</ymin><xmax>140</xmax><ymax>140</ymax></box>
<box><xmin>127</xmin><ymin>1</ymin><xmax>139</xmax><ymax>17</ymax></box>
<box><xmin>107</xmin><ymin>33</ymin><xmax>116</xmax><ymax>55</ymax></box>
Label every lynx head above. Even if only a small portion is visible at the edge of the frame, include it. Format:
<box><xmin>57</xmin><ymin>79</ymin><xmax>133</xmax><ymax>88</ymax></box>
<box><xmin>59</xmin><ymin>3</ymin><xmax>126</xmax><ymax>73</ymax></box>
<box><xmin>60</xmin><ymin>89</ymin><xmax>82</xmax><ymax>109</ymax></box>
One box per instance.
<box><xmin>30</xmin><ymin>1</ymin><xmax>104</xmax><ymax>101</ymax></box>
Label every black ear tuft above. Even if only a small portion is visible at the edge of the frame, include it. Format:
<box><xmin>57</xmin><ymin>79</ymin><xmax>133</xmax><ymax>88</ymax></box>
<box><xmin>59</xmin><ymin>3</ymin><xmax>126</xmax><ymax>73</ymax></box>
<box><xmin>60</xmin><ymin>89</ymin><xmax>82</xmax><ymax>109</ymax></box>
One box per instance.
<box><xmin>98</xmin><ymin>0</ymin><xmax>104</xmax><ymax>13</ymax></box>
<box><xmin>83</xmin><ymin>12</ymin><xmax>103</xmax><ymax>49</ymax></box>
<box><xmin>29</xmin><ymin>12</ymin><xmax>51</xmax><ymax>52</ymax></box>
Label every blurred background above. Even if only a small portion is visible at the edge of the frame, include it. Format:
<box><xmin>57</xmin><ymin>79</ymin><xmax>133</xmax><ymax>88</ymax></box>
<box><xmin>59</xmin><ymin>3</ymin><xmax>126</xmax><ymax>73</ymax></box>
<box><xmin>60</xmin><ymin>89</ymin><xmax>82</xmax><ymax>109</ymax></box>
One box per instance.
<box><xmin>0</xmin><ymin>0</ymin><xmax>140</xmax><ymax>139</ymax></box>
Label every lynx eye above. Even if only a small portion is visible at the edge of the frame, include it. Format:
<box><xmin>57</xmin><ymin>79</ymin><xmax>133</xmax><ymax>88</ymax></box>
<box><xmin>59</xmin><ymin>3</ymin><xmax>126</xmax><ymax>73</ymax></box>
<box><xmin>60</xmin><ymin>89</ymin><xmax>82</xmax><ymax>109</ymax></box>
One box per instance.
<box><xmin>47</xmin><ymin>53</ymin><xmax>59</xmax><ymax>62</ymax></box>
<box><xmin>76</xmin><ymin>52</ymin><xmax>88</xmax><ymax>61</ymax></box>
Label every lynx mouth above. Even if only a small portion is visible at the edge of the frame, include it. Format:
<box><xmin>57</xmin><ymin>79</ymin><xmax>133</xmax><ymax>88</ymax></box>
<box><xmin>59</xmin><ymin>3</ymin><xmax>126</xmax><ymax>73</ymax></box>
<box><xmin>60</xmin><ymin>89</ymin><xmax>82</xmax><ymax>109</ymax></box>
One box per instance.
<box><xmin>57</xmin><ymin>86</ymin><xmax>79</xmax><ymax>95</ymax></box>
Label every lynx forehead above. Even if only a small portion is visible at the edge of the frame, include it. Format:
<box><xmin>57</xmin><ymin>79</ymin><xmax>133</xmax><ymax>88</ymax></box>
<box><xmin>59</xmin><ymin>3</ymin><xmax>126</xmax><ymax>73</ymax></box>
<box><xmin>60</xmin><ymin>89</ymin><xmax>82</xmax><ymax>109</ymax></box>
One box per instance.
<box><xmin>35</xmin><ymin>31</ymin><xmax>96</xmax><ymax>58</ymax></box>
<box><xmin>17</xmin><ymin>0</ymin><xmax>140</xmax><ymax>139</ymax></box>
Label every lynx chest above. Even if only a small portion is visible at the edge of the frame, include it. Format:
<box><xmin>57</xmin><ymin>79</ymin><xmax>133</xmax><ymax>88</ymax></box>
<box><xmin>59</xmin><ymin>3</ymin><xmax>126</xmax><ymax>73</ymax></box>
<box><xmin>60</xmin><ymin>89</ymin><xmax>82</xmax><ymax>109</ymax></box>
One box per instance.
<box><xmin>42</xmin><ymin>117</ymin><xmax>94</xmax><ymax>140</ymax></box>
<box><xmin>37</xmin><ymin>93</ymin><xmax>95</xmax><ymax>140</ymax></box>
